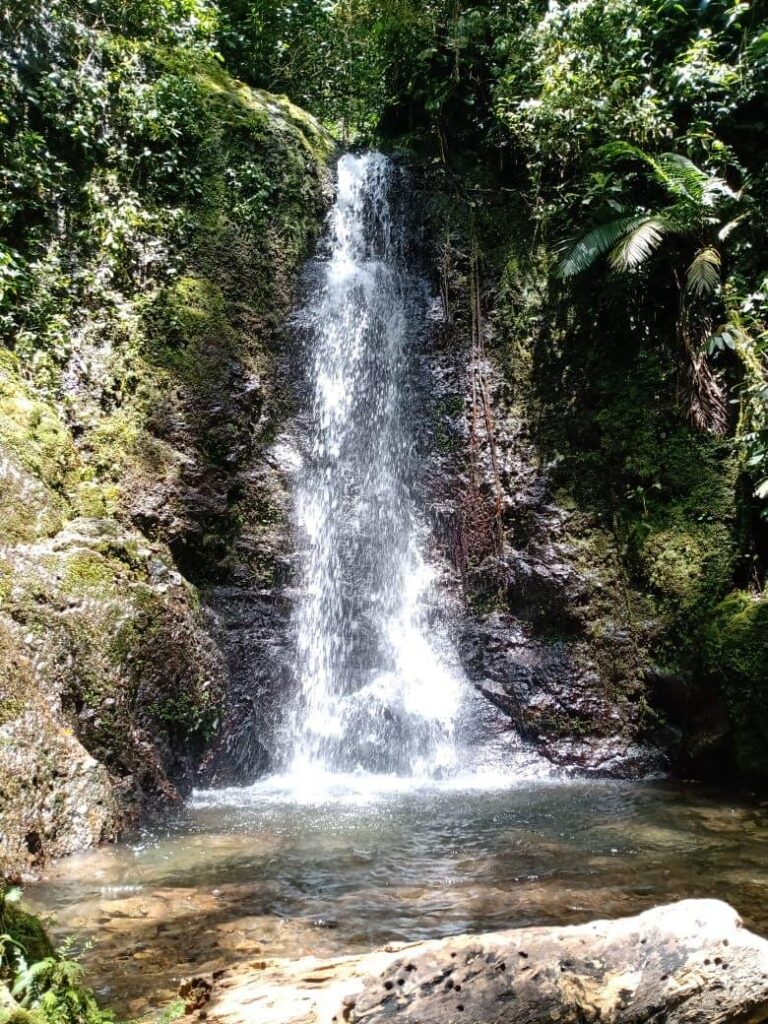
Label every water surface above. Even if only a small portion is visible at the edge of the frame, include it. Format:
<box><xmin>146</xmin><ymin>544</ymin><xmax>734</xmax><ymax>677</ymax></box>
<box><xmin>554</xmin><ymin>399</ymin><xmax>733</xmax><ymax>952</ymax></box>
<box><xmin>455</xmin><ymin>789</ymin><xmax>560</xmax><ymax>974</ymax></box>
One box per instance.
<box><xmin>26</xmin><ymin>776</ymin><xmax>768</xmax><ymax>1015</ymax></box>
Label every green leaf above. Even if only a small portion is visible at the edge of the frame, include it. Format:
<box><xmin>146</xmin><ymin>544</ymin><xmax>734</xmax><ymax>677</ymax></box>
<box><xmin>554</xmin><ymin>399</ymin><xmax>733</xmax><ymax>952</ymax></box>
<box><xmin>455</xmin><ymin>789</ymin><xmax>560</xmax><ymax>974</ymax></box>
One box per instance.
<box><xmin>556</xmin><ymin>214</ymin><xmax>656</xmax><ymax>278</ymax></box>
<box><xmin>686</xmin><ymin>247</ymin><xmax>721</xmax><ymax>298</ymax></box>
<box><xmin>609</xmin><ymin>217</ymin><xmax>670</xmax><ymax>271</ymax></box>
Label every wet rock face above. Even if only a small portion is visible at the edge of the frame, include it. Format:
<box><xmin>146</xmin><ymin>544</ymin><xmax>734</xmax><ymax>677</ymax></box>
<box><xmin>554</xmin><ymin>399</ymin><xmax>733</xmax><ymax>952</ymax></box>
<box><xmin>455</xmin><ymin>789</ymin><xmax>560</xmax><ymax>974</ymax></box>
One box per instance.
<box><xmin>459</xmin><ymin>613</ymin><xmax>666</xmax><ymax>778</ymax></box>
<box><xmin>346</xmin><ymin>901</ymin><xmax>768</xmax><ymax>1024</ymax></box>
<box><xmin>0</xmin><ymin>710</ymin><xmax>120</xmax><ymax>877</ymax></box>
<box><xmin>413</xmin><ymin>180</ymin><xmax>675</xmax><ymax>779</ymax></box>
<box><xmin>200</xmin><ymin>585</ymin><xmax>295</xmax><ymax>785</ymax></box>
<box><xmin>421</xmin><ymin>317</ymin><xmax>667</xmax><ymax>778</ymax></box>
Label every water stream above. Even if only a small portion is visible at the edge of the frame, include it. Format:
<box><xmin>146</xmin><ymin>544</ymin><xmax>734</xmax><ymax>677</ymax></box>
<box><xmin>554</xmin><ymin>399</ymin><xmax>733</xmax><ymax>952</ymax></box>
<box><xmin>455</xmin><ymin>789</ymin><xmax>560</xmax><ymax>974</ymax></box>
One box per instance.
<box><xmin>26</xmin><ymin>780</ymin><xmax>768</xmax><ymax>1015</ymax></box>
<box><xmin>284</xmin><ymin>152</ymin><xmax>464</xmax><ymax>778</ymax></box>
<box><xmin>25</xmin><ymin>154</ymin><xmax>768</xmax><ymax>1014</ymax></box>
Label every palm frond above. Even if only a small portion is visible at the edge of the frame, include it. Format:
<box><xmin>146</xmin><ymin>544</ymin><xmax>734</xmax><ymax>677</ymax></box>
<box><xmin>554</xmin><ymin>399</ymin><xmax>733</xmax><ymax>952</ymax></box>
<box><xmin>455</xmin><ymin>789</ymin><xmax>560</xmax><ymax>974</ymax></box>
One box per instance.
<box><xmin>718</xmin><ymin>216</ymin><xmax>745</xmax><ymax>241</ymax></box>
<box><xmin>683</xmin><ymin>349</ymin><xmax>729</xmax><ymax>436</ymax></box>
<box><xmin>594</xmin><ymin>143</ymin><xmax>738</xmax><ymax>216</ymax></box>
<box><xmin>608</xmin><ymin>216</ymin><xmax>670</xmax><ymax>271</ymax></box>
<box><xmin>686</xmin><ymin>247</ymin><xmax>721</xmax><ymax>298</ymax></box>
<box><xmin>654</xmin><ymin>152</ymin><xmax>710</xmax><ymax>204</ymax></box>
<box><xmin>556</xmin><ymin>214</ymin><xmax>652</xmax><ymax>278</ymax></box>
<box><xmin>594</xmin><ymin>141</ymin><xmax>658</xmax><ymax>167</ymax></box>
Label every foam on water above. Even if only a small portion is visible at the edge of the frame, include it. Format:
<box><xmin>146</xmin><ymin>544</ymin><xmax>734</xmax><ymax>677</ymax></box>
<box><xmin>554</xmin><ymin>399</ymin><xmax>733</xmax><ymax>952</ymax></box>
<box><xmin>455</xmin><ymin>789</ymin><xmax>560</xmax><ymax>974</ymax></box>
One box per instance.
<box><xmin>190</xmin><ymin>756</ymin><xmax>559</xmax><ymax>810</ymax></box>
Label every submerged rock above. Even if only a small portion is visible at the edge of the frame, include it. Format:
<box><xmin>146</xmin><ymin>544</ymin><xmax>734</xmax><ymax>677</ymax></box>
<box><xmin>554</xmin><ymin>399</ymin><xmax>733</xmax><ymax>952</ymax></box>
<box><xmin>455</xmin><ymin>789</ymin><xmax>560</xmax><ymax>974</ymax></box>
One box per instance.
<box><xmin>203</xmin><ymin>900</ymin><xmax>768</xmax><ymax>1024</ymax></box>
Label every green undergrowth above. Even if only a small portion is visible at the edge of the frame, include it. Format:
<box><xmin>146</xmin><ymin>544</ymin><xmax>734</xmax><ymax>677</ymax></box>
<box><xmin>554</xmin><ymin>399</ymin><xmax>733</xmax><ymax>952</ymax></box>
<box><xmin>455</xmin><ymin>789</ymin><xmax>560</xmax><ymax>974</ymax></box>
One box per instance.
<box><xmin>0</xmin><ymin>888</ymin><xmax>108</xmax><ymax>1024</ymax></box>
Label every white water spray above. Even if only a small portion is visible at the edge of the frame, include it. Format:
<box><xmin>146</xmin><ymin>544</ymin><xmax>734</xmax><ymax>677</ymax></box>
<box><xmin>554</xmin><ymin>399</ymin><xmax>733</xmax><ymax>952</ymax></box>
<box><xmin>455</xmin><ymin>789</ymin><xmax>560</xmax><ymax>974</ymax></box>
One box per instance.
<box><xmin>284</xmin><ymin>153</ymin><xmax>465</xmax><ymax>777</ymax></box>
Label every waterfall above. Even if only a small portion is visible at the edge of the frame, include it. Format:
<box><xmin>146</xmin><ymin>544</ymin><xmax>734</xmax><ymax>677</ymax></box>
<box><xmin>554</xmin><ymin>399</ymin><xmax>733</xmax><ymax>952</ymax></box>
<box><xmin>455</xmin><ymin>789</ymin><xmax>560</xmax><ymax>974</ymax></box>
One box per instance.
<box><xmin>284</xmin><ymin>153</ymin><xmax>465</xmax><ymax>778</ymax></box>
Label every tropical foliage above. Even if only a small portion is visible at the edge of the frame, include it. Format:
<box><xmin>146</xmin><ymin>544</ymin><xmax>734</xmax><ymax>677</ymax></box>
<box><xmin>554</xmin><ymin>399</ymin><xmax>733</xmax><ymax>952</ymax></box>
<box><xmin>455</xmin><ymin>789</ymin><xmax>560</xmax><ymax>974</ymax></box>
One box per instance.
<box><xmin>0</xmin><ymin>888</ymin><xmax>109</xmax><ymax>1024</ymax></box>
<box><xmin>557</xmin><ymin>142</ymin><xmax>745</xmax><ymax>433</ymax></box>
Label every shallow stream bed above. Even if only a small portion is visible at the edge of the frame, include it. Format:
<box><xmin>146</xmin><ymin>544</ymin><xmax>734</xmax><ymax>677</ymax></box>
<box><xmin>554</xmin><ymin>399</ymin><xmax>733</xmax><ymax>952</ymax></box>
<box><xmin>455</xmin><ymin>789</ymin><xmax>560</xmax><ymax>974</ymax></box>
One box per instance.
<box><xmin>26</xmin><ymin>774</ymin><xmax>768</xmax><ymax>1016</ymax></box>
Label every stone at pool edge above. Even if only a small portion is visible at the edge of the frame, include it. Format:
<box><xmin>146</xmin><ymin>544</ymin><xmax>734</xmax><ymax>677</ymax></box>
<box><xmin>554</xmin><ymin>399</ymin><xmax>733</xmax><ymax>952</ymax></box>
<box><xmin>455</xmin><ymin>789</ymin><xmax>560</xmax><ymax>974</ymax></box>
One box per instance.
<box><xmin>199</xmin><ymin>900</ymin><xmax>768</xmax><ymax>1024</ymax></box>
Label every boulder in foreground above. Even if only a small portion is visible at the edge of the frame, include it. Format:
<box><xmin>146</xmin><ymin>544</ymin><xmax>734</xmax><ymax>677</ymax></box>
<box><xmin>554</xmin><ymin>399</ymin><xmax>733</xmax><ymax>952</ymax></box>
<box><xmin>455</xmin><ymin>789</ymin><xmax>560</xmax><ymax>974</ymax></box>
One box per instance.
<box><xmin>204</xmin><ymin>900</ymin><xmax>768</xmax><ymax>1024</ymax></box>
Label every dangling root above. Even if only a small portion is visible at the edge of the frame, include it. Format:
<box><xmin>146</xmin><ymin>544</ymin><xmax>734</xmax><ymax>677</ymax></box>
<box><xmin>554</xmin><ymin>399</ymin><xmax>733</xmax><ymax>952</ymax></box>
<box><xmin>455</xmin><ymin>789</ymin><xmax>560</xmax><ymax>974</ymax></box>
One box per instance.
<box><xmin>678</xmin><ymin>315</ymin><xmax>729</xmax><ymax>437</ymax></box>
<box><xmin>683</xmin><ymin>349</ymin><xmax>729</xmax><ymax>436</ymax></box>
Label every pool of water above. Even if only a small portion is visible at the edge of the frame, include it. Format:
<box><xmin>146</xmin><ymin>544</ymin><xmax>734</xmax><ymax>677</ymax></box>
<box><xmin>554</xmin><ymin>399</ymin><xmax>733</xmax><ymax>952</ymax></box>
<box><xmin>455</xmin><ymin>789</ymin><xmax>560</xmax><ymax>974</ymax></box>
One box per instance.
<box><xmin>26</xmin><ymin>773</ymin><xmax>768</xmax><ymax>1016</ymax></box>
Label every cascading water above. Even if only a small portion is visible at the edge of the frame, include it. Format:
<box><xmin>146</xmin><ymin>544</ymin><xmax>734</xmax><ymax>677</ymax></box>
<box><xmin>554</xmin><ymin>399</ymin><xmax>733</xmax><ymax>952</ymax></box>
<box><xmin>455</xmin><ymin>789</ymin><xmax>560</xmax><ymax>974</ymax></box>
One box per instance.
<box><xmin>283</xmin><ymin>153</ymin><xmax>465</xmax><ymax>778</ymax></box>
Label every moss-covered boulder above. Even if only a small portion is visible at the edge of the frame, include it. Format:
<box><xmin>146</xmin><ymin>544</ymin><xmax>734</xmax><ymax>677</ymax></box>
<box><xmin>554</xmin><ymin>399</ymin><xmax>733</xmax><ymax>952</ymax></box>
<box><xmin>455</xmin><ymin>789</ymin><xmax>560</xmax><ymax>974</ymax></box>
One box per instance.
<box><xmin>0</xmin><ymin>897</ymin><xmax>54</xmax><ymax>967</ymax></box>
<box><xmin>0</xmin><ymin>510</ymin><xmax>226</xmax><ymax>876</ymax></box>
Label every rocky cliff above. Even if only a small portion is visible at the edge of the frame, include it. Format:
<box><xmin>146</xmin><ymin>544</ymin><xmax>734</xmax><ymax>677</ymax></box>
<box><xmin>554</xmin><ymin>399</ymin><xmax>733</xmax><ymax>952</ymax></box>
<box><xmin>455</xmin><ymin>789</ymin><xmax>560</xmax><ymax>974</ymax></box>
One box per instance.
<box><xmin>0</xmin><ymin>8</ymin><xmax>333</xmax><ymax>876</ymax></box>
<box><xmin>410</xmin><ymin>163</ymin><xmax>768</xmax><ymax>783</ymax></box>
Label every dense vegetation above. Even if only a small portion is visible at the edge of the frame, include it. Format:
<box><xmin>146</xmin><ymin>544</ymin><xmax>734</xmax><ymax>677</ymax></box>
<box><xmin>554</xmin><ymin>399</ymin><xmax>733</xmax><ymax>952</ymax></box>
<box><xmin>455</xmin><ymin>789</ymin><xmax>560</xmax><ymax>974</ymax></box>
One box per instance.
<box><xmin>0</xmin><ymin>1</ymin><xmax>766</xmax><ymax>773</ymax></box>
<box><xmin>219</xmin><ymin>0</ymin><xmax>768</xmax><ymax>488</ymax></box>
<box><xmin>1</xmin><ymin>0</ymin><xmax>768</xmax><ymax>1018</ymax></box>
<box><xmin>4</xmin><ymin>2</ymin><xmax>766</xmax><ymax>511</ymax></box>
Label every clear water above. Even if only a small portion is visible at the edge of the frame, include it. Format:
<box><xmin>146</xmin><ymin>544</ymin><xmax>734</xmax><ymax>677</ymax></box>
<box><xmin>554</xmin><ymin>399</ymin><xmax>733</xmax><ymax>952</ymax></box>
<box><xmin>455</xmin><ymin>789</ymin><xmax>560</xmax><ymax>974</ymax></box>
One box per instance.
<box><xmin>26</xmin><ymin>778</ymin><xmax>768</xmax><ymax>1015</ymax></box>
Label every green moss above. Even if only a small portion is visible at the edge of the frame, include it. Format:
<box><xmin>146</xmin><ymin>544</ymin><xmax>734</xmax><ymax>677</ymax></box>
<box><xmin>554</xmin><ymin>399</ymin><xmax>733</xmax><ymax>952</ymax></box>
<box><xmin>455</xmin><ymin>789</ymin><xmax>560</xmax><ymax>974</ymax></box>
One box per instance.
<box><xmin>703</xmin><ymin>590</ymin><xmax>768</xmax><ymax>680</ymax></box>
<box><xmin>0</xmin><ymin>561</ymin><xmax>12</xmax><ymax>606</ymax></box>
<box><xmin>0</xmin><ymin>899</ymin><xmax>55</xmax><ymax>968</ymax></box>
<box><xmin>701</xmin><ymin>590</ymin><xmax>768</xmax><ymax>779</ymax></box>
<box><xmin>432</xmin><ymin>394</ymin><xmax>465</xmax><ymax>453</ymax></box>
<box><xmin>148</xmin><ymin>691</ymin><xmax>217</xmax><ymax>743</ymax></box>
<box><xmin>0</xmin><ymin>1009</ymin><xmax>46</xmax><ymax>1024</ymax></box>
<box><xmin>74</xmin><ymin>481</ymin><xmax>120</xmax><ymax>519</ymax></box>
<box><xmin>59</xmin><ymin>551</ymin><xmax>123</xmax><ymax>597</ymax></box>
<box><xmin>637</xmin><ymin>523</ymin><xmax>734</xmax><ymax>613</ymax></box>
<box><xmin>0</xmin><ymin>354</ymin><xmax>78</xmax><ymax>500</ymax></box>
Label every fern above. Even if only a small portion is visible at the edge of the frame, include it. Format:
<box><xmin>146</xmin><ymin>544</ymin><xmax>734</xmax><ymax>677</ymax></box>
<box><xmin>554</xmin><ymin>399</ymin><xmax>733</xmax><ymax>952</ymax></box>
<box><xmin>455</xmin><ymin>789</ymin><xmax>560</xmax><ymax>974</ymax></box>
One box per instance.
<box><xmin>12</xmin><ymin>956</ymin><xmax>56</xmax><ymax>1003</ymax></box>
<box><xmin>594</xmin><ymin>143</ymin><xmax>735</xmax><ymax>212</ymax></box>
<box><xmin>654</xmin><ymin>152</ymin><xmax>710</xmax><ymax>204</ymax></box>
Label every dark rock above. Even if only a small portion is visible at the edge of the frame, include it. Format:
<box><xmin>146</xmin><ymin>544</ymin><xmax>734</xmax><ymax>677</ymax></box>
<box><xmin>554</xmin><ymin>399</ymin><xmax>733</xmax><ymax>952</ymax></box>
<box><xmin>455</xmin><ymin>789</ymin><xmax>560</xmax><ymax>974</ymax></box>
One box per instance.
<box><xmin>458</xmin><ymin>613</ymin><xmax>666</xmax><ymax>777</ymax></box>
<box><xmin>179</xmin><ymin>975</ymin><xmax>213</xmax><ymax>1013</ymax></box>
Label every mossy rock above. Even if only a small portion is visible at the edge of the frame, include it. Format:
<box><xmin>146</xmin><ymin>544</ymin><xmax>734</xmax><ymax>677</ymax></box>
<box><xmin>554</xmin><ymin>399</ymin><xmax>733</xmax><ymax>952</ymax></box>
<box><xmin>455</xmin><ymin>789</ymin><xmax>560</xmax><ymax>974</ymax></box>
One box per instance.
<box><xmin>701</xmin><ymin>590</ymin><xmax>768</xmax><ymax>780</ymax></box>
<box><xmin>0</xmin><ymin>1009</ymin><xmax>46</xmax><ymax>1024</ymax></box>
<box><xmin>0</xmin><ymin>899</ymin><xmax>55</xmax><ymax>967</ymax></box>
<box><xmin>637</xmin><ymin>523</ymin><xmax>734</xmax><ymax>614</ymax></box>
<box><xmin>0</xmin><ymin>353</ymin><xmax>79</xmax><ymax>501</ymax></box>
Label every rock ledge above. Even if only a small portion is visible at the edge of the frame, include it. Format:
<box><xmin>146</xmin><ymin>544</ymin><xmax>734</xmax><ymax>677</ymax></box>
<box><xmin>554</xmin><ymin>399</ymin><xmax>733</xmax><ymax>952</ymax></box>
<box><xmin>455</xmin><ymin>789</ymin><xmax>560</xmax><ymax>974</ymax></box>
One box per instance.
<box><xmin>204</xmin><ymin>900</ymin><xmax>768</xmax><ymax>1024</ymax></box>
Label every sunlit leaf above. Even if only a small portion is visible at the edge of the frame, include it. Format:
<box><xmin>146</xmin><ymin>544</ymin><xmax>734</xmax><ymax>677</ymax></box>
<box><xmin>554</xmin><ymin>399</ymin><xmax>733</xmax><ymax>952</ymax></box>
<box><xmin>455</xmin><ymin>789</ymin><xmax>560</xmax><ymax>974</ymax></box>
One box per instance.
<box><xmin>686</xmin><ymin>247</ymin><xmax>721</xmax><ymax>298</ymax></box>
<box><xmin>556</xmin><ymin>214</ymin><xmax>656</xmax><ymax>278</ymax></box>
<box><xmin>609</xmin><ymin>217</ymin><xmax>669</xmax><ymax>270</ymax></box>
